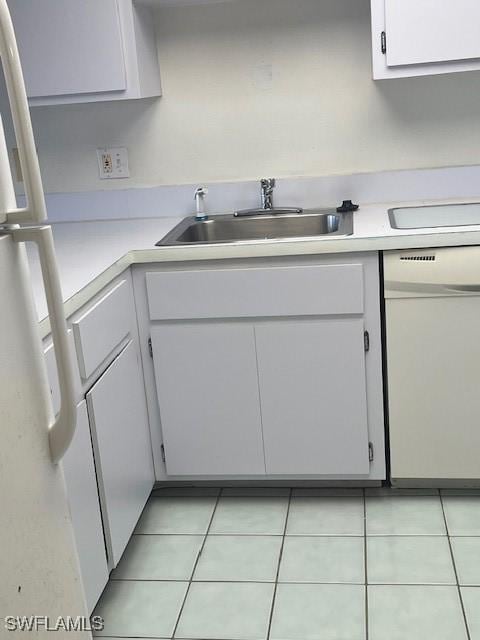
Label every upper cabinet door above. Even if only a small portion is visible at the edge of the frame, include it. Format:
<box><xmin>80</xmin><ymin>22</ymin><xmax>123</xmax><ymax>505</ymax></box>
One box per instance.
<box><xmin>371</xmin><ymin>0</ymin><xmax>480</xmax><ymax>78</ymax></box>
<box><xmin>385</xmin><ymin>0</ymin><xmax>480</xmax><ymax>66</ymax></box>
<box><xmin>7</xmin><ymin>0</ymin><xmax>161</xmax><ymax>105</ymax></box>
<box><xmin>9</xmin><ymin>0</ymin><xmax>126</xmax><ymax>98</ymax></box>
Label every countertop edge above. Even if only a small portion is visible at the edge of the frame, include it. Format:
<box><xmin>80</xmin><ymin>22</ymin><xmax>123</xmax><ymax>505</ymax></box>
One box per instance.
<box><xmin>38</xmin><ymin>223</ymin><xmax>480</xmax><ymax>340</ymax></box>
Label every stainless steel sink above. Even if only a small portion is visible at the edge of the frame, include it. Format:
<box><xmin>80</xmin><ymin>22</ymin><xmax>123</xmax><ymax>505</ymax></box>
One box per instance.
<box><xmin>389</xmin><ymin>202</ymin><xmax>480</xmax><ymax>230</ymax></box>
<box><xmin>157</xmin><ymin>210</ymin><xmax>353</xmax><ymax>246</ymax></box>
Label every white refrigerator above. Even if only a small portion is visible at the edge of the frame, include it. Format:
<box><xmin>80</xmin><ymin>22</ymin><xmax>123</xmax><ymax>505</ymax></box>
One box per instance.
<box><xmin>0</xmin><ymin>1</ymin><xmax>92</xmax><ymax>635</ymax></box>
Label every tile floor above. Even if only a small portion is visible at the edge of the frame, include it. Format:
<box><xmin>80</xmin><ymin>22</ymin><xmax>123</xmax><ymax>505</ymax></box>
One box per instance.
<box><xmin>93</xmin><ymin>487</ymin><xmax>480</xmax><ymax>640</ymax></box>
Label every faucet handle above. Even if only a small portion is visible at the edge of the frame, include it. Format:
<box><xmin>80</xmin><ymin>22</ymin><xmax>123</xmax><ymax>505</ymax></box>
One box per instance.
<box><xmin>194</xmin><ymin>186</ymin><xmax>208</xmax><ymax>199</ymax></box>
<box><xmin>260</xmin><ymin>178</ymin><xmax>275</xmax><ymax>189</ymax></box>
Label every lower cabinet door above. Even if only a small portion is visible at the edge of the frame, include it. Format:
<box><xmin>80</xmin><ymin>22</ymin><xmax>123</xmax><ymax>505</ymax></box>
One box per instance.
<box><xmin>255</xmin><ymin>319</ymin><xmax>371</xmax><ymax>475</ymax></box>
<box><xmin>87</xmin><ymin>341</ymin><xmax>154</xmax><ymax>567</ymax></box>
<box><xmin>61</xmin><ymin>401</ymin><xmax>109</xmax><ymax>614</ymax></box>
<box><xmin>151</xmin><ymin>323</ymin><xmax>266</xmax><ymax>476</ymax></box>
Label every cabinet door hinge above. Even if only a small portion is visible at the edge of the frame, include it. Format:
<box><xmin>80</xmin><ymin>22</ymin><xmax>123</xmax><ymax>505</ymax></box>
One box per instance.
<box><xmin>364</xmin><ymin>330</ymin><xmax>370</xmax><ymax>352</ymax></box>
<box><xmin>369</xmin><ymin>442</ymin><xmax>374</xmax><ymax>462</ymax></box>
<box><xmin>148</xmin><ymin>337</ymin><xmax>153</xmax><ymax>358</ymax></box>
<box><xmin>161</xmin><ymin>444</ymin><xmax>166</xmax><ymax>463</ymax></box>
<box><xmin>381</xmin><ymin>31</ymin><xmax>387</xmax><ymax>54</ymax></box>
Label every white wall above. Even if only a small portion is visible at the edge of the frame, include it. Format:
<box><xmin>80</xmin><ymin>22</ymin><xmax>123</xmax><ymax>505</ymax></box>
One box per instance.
<box><xmin>12</xmin><ymin>0</ymin><xmax>480</xmax><ymax>192</ymax></box>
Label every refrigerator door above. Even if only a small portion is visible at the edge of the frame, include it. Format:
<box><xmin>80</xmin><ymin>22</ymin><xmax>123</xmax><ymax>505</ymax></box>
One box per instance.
<box><xmin>0</xmin><ymin>112</ymin><xmax>77</xmax><ymax>463</ymax></box>
<box><xmin>0</xmin><ymin>113</ymin><xmax>10</xmax><ymax>223</ymax></box>
<box><xmin>0</xmin><ymin>24</ymin><xmax>76</xmax><ymax>464</ymax></box>
<box><xmin>0</xmin><ymin>0</ymin><xmax>47</xmax><ymax>224</ymax></box>
<box><xmin>0</xmin><ymin>233</ymin><xmax>90</xmax><ymax>633</ymax></box>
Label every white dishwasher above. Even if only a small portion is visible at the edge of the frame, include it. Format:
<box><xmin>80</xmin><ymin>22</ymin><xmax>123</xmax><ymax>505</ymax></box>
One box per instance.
<box><xmin>384</xmin><ymin>246</ymin><xmax>480</xmax><ymax>485</ymax></box>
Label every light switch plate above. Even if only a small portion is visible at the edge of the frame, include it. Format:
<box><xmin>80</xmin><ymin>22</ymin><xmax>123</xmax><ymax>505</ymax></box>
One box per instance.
<box><xmin>97</xmin><ymin>147</ymin><xmax>130</xmax><ymax>179</ymax></box>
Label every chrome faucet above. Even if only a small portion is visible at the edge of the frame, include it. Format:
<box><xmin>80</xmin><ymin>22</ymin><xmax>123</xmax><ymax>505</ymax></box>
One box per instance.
<box><xmin>194</xmin><ymin>186</ymin><xmax>208</xmax><ymax>221</ymax></box>
<box><xmin>233</xmin><ymin>177</ymin><xmax>303</xmax><ymax>217</ymax></box>
<box><xmin>260</xmin><ymin>178</ymin><xmax>275</xmax><ymax>210</ymax></box>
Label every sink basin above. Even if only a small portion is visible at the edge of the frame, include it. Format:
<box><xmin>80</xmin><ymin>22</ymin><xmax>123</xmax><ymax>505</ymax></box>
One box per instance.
<box><xmin>157</xmin><ymin>210</ymin><xmax>353</xmax><ymax>246</ymax></box>
<box><xmin>389</xmin><ymin>202</ymin><xmax>480</xmax><ymax>230</ymax></box>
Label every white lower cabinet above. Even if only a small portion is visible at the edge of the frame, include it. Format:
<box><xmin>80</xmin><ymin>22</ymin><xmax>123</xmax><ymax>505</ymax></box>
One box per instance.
<box><xmin>44</xmin><ymin>269</ymin><xmax>155</xmax><ymax>608</ymax></box>
<box><xmin>151</xmin><ymin>323</ymin><xmax>265</xmax><ymax>476</ymax></box>
<box><xmin>61</xmin><ymin>401</ymin><xmax>109</xmax><ymax>614</ymax></box>
<box><xmin>143</xmin><ymin>254</ymin><xmax>385</xmax><ymax>480</ymax></box>
<box><xmin>255</xmin><ymin>319</ymin><xmax>370</xmax><ymax>475</ymax></box>
<box><xmin>87</xmin><ymin>340</ymin><xmax>154</xmax><ymax>568</ymax></box>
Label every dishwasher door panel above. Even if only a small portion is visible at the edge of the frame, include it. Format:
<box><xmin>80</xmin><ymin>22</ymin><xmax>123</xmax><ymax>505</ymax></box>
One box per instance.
<box><xmin>387</xmin><ymin>294</ymin><xmax>480</xmax><ymax>481</ymax></box>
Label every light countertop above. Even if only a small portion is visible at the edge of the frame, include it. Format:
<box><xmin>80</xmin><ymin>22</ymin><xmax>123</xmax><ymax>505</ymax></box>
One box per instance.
<box><xmin>29</xmin><ymin>198</ymin><xmax>480</xmax><ymax>338</ymax></box>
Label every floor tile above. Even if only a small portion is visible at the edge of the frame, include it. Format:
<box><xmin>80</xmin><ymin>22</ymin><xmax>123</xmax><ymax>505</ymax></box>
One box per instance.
<box><xmin>367</xmin><ymin>536</ymin><xmax>456</xmax><ymax>584</ymax></box>
<box><xmin>222</xmin><ymin>487</ymin><xmax>290</xmax><ymax>497</ymax></box>
<box><xmin>287</xmin><ymin>496</ymin><xmax>364</xmax><ymax>536</ymax></box>
<box><xmin>175</xmin><ymin>582</ymin><xmax>275</xmax><ymax>640</ymax></box>
<box><xmin>93</xmin><ymin>580</ymin><xmax>188</xmax><ymax>638</ymax></box>
<box><xmin>451</xmin><ymin>538</ymin><xmax>480</xmax><ymax>585</ymax></box>
<box><xmin>193</xmin><ymin>535</ymin><xmax>282</xmax><ymax>582</ymax></box>
<box><xmin>366</xmin><ymin>495</ymin><xmax>446</xmax><ymax>535</ymax></box>
<box><xmin>210</xmin><ymin>497</ymin><xmax>288</xmax><ymax>535</ymax></box>
<box><xmin>135</xmin><ymin>497</ymin><xmax>216</xmax><ymax>534</ymax></box>
<box><xmin>279</xmin><ymin>536</ymin><xmax>364</xmax><ymax>584</ymax></box>
<box><xmin>461</xmin><ymin>587</ymin><xmax>480</xmax><ymax>640</ymax></box>
<box><xmin>292</xmin><ymin>488</ymin><xmax>363</xmax><ymax>497</ymax></box>
<box><xmin>151</xmin><ymin>486</ymin><xmax>221</xmax><ymax>498</ymax></box>
<box><xmin>111</xmin><ymin>534</ymin><xmax>203</xmax><ymax>581</ymax></box>
<box><xmin>368</xmin><ymin>585</ymin><xmax>468</xmax><ymax>640</ymax></box>
<box><xmin>443</xmin><ymin>495</ymin><xmax>480</xmax><ymax>535</ymax></box>
<box><xmin>270</xmin><ymin>583</ymin><xmax>365</xmax><ymax>640</ymax></box>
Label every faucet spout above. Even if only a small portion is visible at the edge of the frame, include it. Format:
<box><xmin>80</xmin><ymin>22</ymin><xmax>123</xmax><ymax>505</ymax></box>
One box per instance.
<box><xmin>260</xmin><ymin>178</ymin><xmax>276</xmax><ymax>210</ymax></box>
<box><xmin>194</xmin><ymin>186</ymin><xmax>208</xmax><ymax>221</ymax></box>
<box><xmin>234</xmin><ymin>177</ymin><xmax>303</xmax><ymax>217</ymax></box>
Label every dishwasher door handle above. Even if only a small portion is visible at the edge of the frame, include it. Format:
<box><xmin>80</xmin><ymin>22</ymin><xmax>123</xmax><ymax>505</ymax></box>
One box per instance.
<box><xmin>445</xmin><ymin>285</ymin><xmax>480</xmax><ymax>293</ymax></box>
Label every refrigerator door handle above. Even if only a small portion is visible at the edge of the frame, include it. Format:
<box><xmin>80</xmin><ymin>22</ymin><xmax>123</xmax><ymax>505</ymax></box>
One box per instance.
<box><xmin>0</xmin><ymin>0</ymin><xmax>47</xmax><ymax>224</ymax></box>
<box><xmin>12</xmin><ymin>225</ymin><xmax>77</xmax><ymax>463</ymax></box>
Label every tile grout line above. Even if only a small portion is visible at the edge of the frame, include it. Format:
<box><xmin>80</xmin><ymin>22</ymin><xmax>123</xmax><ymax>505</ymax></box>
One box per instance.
<box><xmin>106</xmin><ymin>577</ymin><xmax>463</xmax><ymax>586</ymax></box>
<box><xmin>110</xmin><ymin>578</ymin><xmax>364</xmax><ymax>584</ymax></box>
<box><xmin>132</xmin><ymin>531</ymin><xmax>476</xmax><ymax>537</ymax></box>
<box><xmin>170</xmin><ymin>488</ymin><xmax>223</xmax><ymax>640</ymax></box>
<box><xmin>363</xmin><ymin>489</ymin><xmax>369</xmax><ymax>640</ymax></box>
<box><xmin>265</xmin><ymin>488</ymin><xmax>293</xmax><ymax>640</ymax></box>
<box><xmin>439</xmin><ymin>491</ymin><xmax>472</xmax><ymax>640</ymax></box>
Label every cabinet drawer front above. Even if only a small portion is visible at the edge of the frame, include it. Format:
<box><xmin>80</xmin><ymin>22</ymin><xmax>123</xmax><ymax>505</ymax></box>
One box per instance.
<box><xmin>73</xmin><ymin>279</ymin><xmax>132</xmax><ymax>380</ymax></box>
<box><xmin>146</xmin><ymin>264</ymin><xmax>364</xmax><ymax>320</ymax></box>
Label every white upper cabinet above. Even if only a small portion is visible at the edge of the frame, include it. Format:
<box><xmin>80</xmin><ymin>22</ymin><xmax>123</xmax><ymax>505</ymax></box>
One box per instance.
<box><xmin>371</xmin><ymin>0</ymin><xmax>480</xmax><ymax>79</ymax></box>
<box><xmin>10</xmin><ymin>0</ymin><xmax>126</xmax><ymax>98</ymax></box>
<box><xmin>8</xmin><ymin>0</ymin><xmax>161</xmax><ymax>105</ymax></box>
